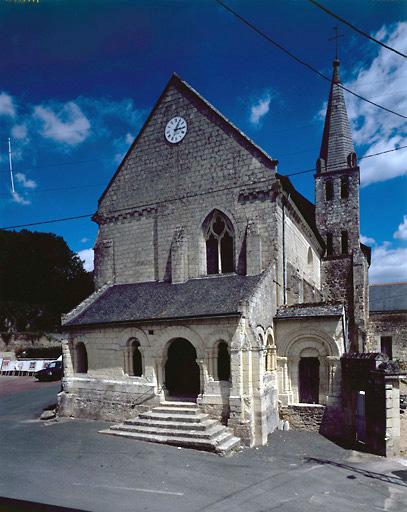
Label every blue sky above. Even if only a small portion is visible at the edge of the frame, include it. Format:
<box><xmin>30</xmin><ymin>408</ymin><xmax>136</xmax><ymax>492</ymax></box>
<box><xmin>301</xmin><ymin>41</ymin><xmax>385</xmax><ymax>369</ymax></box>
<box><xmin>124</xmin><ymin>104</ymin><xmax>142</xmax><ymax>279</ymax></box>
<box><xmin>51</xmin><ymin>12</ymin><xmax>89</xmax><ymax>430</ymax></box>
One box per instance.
<box><xmin>0</xmin><ymin>0</ymin><xmax>406</xmax><ymax>282</ymax></box>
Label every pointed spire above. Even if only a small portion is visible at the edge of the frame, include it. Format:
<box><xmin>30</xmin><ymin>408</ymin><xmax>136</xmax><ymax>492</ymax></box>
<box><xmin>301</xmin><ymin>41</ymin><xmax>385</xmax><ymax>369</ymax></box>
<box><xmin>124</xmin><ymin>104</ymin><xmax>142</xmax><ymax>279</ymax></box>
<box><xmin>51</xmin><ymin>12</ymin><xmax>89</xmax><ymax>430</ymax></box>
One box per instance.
<box><xmin>318</xmin><ymin>60</ymin><xmax>356</xmax><ymax>173</ymax></box>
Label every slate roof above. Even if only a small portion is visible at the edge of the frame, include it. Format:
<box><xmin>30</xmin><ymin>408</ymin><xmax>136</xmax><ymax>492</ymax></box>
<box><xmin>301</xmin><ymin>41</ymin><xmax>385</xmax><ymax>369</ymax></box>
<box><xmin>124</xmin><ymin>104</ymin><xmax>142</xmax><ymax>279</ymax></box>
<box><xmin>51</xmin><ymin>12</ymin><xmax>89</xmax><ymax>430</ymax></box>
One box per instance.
<box><xmin>369</xmin><ymin>283</ymin><xmax>407</xmax><ymax>313</ymax></box>
<box><xmin>319</xmin><ymin>60</ymin><xmax>355</xmax><ymax>173</ymax></box>
<box><xmin>64</xmin><ymin>274</ymin><xmax>263</xmax><ymax>327</ymax></box>
<box><xmin>275</xmin><ymin>303</ymin><xmax>344</xmax><ymax>320</ymax></box>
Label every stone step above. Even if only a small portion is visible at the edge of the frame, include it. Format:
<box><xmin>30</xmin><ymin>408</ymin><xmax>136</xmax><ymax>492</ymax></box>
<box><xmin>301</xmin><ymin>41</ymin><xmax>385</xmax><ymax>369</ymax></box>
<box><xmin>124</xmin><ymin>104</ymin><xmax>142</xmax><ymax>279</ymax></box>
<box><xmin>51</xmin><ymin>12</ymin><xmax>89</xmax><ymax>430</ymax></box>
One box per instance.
<box><xmin>124</xmin><ymin>417</ymin><xmax>218</xmax><ymax>431</ymax></box>
<box><xmin>137</xmin><ymin>411</ymin><xmax>209</xmax><ymax>423</ymax></box>
<box><xmin>109</xmin><ymin>423</ymin><xmax>225</xmax><ymax>440</ymax></box>
<box><xmin>216</xmin><ymin>435</ymin><xmax>241</xmax><ymax>455</ymax></box>
<box><xmin>100</xmin><ymin>429</ymin><xmax>219</xmax><ymax>450</ymax></box>
<box><xmin>161</xmin><ymin>401</ymin><xmax>198</xmax><ymax>408</ymax></box>
<box><xmin>152</xmin><ymin>406</ymin><xmax>200</xmax><ymax>415</ymax></box>
<box><xmin>99</xmin><ymin>428</ymin><xmax>239</xmax><ymax>455</ymax></box>
<box><xmin>99</xmin><ymin>403</ymin><xmax>241</xmax><ymax>456</ymax></box>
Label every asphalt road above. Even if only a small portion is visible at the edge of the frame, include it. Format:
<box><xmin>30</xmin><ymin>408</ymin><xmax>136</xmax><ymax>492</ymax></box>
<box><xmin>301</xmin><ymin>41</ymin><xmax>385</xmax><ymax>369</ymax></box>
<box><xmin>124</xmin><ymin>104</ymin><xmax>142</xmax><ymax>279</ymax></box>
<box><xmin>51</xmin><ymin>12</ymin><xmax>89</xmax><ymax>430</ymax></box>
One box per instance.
<box><xmin>0</xmin><ymin>376</ymin><xmax>406</xmax><ymax>512</ymax></box>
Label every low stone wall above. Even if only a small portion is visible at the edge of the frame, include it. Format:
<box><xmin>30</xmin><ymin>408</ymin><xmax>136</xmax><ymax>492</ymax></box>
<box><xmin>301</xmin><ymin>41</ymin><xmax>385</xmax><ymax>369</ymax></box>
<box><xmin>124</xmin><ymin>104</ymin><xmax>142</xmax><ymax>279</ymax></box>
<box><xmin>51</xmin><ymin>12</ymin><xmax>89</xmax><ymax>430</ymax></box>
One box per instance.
<box><xmin>58</xmin><ymin>376</ymin><xmax>160</xmax><ymax>422</ymax></box>
<box><xmin>280</xmin><ymin>404</ymin><xmax>326</xmax><ymax>432</ymax></box>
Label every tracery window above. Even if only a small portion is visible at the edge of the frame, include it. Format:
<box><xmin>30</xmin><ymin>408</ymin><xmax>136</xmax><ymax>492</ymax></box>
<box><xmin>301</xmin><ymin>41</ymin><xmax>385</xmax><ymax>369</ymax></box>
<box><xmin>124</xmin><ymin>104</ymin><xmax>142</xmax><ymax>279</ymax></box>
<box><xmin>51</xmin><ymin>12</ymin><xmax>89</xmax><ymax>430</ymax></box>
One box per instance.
<box><xmin>204</xmin><ymin>211</ymin><xmax>234</xmax><ymax>274</ymax></box>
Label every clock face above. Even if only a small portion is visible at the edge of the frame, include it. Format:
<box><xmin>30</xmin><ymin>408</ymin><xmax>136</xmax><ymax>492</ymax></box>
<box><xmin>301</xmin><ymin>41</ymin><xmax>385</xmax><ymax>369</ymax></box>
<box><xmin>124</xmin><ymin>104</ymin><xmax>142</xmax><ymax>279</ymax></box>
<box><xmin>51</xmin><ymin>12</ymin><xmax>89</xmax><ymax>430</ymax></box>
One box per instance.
<box><xmin>165</xmin><ymin>116</ymin><xmax>187</xmax><ymax>144</ymax></box>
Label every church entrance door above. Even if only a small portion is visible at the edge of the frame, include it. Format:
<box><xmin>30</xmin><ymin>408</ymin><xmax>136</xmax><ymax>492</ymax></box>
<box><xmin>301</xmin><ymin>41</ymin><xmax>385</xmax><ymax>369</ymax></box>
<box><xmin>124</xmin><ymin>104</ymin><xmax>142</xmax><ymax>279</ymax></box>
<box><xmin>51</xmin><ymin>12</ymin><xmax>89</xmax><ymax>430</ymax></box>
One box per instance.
<box><xmin>299</xmin><ymin>357</ymin><xmax>320</xmax><ymax>404</ymax></box>
<box><xmin>165</xmin><ymin>338</ymin><xmax>200</xmax><ymax>401</ymax></box>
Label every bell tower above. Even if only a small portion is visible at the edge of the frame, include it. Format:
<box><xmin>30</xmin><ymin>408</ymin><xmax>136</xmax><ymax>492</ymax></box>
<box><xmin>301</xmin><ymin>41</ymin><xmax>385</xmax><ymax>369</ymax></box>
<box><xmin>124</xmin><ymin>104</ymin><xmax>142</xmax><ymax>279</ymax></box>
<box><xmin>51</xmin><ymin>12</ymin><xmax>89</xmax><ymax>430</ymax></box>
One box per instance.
<box><xmin>315</xmin><ymin>59</ymin><xmax>370</xmax><ymax>351</ymax></box>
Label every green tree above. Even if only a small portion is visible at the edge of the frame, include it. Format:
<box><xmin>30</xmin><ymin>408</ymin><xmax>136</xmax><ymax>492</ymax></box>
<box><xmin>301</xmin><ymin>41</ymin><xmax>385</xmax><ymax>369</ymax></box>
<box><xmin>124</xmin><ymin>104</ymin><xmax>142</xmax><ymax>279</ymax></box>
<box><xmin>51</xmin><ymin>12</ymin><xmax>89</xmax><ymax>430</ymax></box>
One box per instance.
<box><xmin>0</xmin><ymin>229</ymin><xmax>94</xmax><ymax>341</ymax></box>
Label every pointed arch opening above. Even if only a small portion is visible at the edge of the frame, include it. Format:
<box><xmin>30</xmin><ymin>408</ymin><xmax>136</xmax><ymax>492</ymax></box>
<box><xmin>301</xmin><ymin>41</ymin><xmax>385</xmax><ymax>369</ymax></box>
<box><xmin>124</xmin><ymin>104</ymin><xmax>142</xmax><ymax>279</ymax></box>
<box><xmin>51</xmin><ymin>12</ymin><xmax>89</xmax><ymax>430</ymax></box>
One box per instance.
<box><xmin>203</xmin><ymin>210</ymin><xmax>235</xmax><ymax>275</ymax></box>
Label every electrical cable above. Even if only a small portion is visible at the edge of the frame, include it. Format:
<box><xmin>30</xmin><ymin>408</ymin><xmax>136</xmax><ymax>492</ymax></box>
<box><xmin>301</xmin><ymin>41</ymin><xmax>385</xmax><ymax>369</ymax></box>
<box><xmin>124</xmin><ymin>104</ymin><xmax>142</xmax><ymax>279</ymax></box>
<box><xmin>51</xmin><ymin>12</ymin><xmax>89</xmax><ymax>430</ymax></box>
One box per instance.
<box><xmin>1</xmin><ymin>143</ymin><xmax>406</xmax><ymax>231</ymax></box>
<box><xmin>3</xmin><ymin>144</ymin><xmax>405</xmax><ymax>198</ymax></box>
<box><xmin>307</xmin><ymin>0</ymin><xmax>407</xmax><ymax>59</ymax></box>
<box><xmin>214</xmin><ymin>0</ymin><xmax>407</xmax><ymax>119</ymax></box>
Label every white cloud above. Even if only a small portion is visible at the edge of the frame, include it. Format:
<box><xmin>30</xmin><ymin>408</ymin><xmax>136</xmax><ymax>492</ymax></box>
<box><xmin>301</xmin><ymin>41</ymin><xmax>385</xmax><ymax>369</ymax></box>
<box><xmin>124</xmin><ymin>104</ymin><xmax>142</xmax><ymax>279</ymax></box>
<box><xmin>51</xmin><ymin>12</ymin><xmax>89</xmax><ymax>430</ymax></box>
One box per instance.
<box><xmin>369</xmin><ymin>241</ymin><xmax>407</xmax><ymax>283</ymax></box>
<box><xmin>11</xmin><ymin>190</ymin><xmax>30</xmax><ymax>206</ymax></box>
<box><xmin>249</xmin><ymin>91</ymin><xmax>273</xmax><ymax>126</ymax></box>
<box><xmin>80</xmin><ymin>237</ymin><xmax>89</xmax><ymax>244</ymax></box>
<box><xmin>77</xmin><ymin>248</ymin><xmax>94</xmax><ymax>272</ymax></box>
<box><xmin>11</xmin><ymin>124</ymin><xmax>28</xmax><ymax>140</ymax></box>
<box><xmin>361</xmin><ymin>234</ymin><xmax>376</xmax><ymax>246</ymax></box>
<box><xmin>34</xmin><ymin>101</ymin><xmax>91</xmax><ymax>146</ymax></box>
<box><xmin>125</xmin><ymin>132</ymin><xmax>134</xmax><ymax>145</ymax></box>
<box><xmin>15</xmin><ymin>172</ymin><xmax>37</xmax><ymax>189</ymax></box>
<box><xmin>0</xmin><ymin>92</ymin><xmax>16</xmax><ymax>117</ymax></box>
<box><xmin>343</xmin><ymin>22</ymin><xmax>407</xmax><ymax>186</ymax></box>
<box><xmin>394</xmin><ymin>214</ymin><xmax>407</xmax><ymax>240</ymax></box>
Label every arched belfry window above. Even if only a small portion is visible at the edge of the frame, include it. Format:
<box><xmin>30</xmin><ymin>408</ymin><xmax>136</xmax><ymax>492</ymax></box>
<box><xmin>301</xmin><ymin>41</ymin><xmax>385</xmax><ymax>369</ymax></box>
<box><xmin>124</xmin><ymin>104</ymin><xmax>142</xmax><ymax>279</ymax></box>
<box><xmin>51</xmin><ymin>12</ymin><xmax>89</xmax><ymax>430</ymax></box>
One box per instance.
<box><xmin>204</xmin><ymin>210</ymin><xmax>234</xmax><ymax>274</ymax></box>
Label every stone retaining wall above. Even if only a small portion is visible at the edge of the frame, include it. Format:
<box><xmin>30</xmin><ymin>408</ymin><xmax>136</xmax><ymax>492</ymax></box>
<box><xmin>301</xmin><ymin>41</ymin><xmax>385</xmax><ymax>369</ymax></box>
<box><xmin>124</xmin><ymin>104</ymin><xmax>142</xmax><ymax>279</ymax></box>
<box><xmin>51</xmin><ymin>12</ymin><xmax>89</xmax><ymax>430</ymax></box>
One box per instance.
<box><xmin>280</xmin><ymin>404</ymin><xmax>326</xmax><ymax>432</ymax></box>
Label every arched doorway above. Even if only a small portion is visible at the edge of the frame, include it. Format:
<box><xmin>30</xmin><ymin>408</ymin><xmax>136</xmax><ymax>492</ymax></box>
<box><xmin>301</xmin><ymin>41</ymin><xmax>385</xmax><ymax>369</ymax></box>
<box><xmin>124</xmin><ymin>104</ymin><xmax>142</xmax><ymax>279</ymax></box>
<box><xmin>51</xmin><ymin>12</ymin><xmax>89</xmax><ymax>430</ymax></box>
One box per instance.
<box><xmin>165</xmin><ymin>338</ymin><xmax>200</xmax><ymax>401</ymax></box>
<box><xmin>299</xmin><ymin>357</ymin><xmax>320</xmax><ymax>403</ymax></box>
<box><xmin>75</xmin><ymin>342</ymin><xmax>88</xmax><ymax>374</ymax></box>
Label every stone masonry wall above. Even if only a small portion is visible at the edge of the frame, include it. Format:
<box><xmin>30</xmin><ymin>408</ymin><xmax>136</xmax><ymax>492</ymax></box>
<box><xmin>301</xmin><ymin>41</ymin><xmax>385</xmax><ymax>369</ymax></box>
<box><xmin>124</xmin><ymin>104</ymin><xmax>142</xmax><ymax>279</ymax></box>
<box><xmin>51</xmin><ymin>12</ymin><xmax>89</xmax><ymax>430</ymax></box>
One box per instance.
<box><xmin>367</xmin><ymin>312</ymin><xmax>407</xmax><ymax>364</ymax></box>
<box><xmin>94</xmin><ymin>80</ymin><xmax>279</xmax><ymax>288</ymax></box>
<box><xmin>280</xmin><ymin>404</ymin><xmax>326</xmax><ymax>432</ymax></box>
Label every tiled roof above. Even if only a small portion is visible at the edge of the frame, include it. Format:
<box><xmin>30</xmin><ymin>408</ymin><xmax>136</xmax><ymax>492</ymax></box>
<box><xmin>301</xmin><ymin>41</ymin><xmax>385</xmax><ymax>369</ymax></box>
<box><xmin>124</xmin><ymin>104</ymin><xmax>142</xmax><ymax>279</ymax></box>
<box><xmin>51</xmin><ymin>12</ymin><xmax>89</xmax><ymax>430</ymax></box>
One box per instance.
<box><xmin>369</xmin><ymin>282</ymin><xmax>407</xmax><ymax>312</ymax></box>
<box><xmin>275</xmin><ymin>303</ymin><xmax>344</xmax><ymax>319</ymax></box>
<box><xmin>63</xmin><ymin>274</ymin><xmax>263</xmax><ymax>327</ymax></box>
<box><xmin>319</xmin><ymin>60</ymin><xmax>355</xmax><ymax>172</ymax></box>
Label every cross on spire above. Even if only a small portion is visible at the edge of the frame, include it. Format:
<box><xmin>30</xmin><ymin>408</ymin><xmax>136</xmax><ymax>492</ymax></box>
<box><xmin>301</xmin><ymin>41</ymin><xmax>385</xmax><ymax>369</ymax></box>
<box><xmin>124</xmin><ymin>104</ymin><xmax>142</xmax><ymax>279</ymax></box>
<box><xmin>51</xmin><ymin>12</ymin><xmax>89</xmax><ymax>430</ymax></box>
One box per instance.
<box><xmin>329</xmin><ymin>26</ymin><xmax>344</xmax><ymax>60</ymax></box>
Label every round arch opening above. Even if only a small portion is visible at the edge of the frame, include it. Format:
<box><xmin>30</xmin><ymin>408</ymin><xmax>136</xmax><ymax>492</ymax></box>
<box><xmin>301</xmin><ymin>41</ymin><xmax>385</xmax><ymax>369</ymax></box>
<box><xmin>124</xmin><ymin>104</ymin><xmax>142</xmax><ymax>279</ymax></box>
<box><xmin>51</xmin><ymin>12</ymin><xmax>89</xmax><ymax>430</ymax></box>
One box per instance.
<box><xmin>165</xmin><ymin>338</ymin><xmax>200</xmax><ymax>401</ymax></box>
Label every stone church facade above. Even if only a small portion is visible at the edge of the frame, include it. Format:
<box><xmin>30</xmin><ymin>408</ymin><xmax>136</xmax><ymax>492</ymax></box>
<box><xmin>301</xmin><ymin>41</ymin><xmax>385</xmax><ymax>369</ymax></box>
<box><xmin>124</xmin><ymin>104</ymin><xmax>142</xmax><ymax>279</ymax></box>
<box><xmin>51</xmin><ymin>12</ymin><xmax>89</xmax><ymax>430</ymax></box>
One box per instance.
<box><xmin>59</xmin><ymin>60</ymin><xmax>373</xmax><ymax>447</ymax></box>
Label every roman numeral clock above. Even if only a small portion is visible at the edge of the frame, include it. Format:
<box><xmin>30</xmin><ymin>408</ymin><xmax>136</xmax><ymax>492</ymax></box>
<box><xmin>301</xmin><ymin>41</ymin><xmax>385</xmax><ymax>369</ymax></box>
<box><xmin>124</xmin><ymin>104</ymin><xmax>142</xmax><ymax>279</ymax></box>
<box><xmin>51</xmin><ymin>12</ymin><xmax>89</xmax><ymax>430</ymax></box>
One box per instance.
<box><xmin>165</xmin><ymin>116</ymin><xmax>187</xmax><ymax>144</ymax></box>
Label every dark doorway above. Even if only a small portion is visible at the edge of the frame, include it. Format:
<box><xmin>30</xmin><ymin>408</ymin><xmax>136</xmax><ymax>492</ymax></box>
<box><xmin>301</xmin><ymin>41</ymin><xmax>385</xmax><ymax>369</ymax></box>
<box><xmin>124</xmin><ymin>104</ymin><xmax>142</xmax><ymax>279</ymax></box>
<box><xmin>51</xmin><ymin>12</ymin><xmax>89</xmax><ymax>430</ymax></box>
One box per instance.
<box><xmin>131</xmin><ymin>339</ymin><xmax>142</xmax><ymax>377</ymax></box>
<box><xmin>217</xmin><ymin>341</ymin><xmax>230</xmax><ymax>381</ymax></box>
<box><xmin>165</xmin><ymin>339</ymin><xmax>200</xmax><ymax>401</ymax></box>
<box><xmin>75</xmin><ymin>342</ymin><xmax>88</xmax><ymax>374</ymax></box>
<box><xmin>299</xmin><ymin>357</ymin><xmax>320</xmax><ymax>403</ymax></box>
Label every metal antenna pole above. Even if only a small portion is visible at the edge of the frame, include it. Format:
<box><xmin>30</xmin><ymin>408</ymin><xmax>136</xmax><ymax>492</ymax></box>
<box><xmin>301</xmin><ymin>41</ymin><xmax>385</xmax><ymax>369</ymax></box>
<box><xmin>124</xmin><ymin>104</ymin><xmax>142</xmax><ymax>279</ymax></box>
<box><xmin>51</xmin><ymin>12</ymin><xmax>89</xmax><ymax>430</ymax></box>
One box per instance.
<box><xmin>8</xmin><ymin>137</ymin><xmax>15</xmax><ymax>193</ymax></box>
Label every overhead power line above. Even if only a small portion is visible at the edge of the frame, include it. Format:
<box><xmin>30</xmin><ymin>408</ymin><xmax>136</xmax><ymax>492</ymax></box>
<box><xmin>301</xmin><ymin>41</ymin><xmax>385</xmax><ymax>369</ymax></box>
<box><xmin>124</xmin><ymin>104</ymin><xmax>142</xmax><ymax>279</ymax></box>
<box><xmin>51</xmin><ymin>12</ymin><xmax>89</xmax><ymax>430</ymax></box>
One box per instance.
<box><xmin>308</xmin><ymin>0</ymin><xmax>407</xmax><ymax>59</ymax></box>
<box><xmin>214</xmin><ymin>0</ymin><xmax>407</xmax><ymax>119</ymax></box>
<box><xmin>1</xmin><ymin>144</ymin><xmax>406</xmax><ymax>231</ymax></box>
<box><xmin>1</xmin><ymin>145</ymin><xmax>405</xmax><ymax>203</ymax></box>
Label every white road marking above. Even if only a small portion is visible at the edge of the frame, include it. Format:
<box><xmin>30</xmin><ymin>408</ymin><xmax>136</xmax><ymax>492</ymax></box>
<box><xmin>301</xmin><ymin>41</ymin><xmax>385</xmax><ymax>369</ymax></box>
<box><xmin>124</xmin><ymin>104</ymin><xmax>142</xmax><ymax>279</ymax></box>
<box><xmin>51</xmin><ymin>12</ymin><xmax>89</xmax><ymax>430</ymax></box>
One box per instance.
<box><xmin>72</xmin><ymin>482</ymin><xmax>184</xmax><ymax>496</ymax></box>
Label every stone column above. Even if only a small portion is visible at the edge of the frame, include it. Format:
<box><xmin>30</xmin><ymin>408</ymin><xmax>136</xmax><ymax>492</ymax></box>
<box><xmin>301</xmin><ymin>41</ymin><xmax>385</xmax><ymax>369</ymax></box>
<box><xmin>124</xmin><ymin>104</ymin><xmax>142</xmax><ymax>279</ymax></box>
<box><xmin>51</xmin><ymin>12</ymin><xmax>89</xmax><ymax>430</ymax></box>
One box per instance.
<box><xmin>290</xmin><ymin>356</ymin><xmax>299</xmax><ymax>403</ymax></box>
<box><xmin>197</xmin><ymin>358</ymin><xmax>208</xmax><ymax>396</ymax></box>
<box><xmin>141</xmin><ymin>348</ymin><xmax>157</xmax><ymax>387</ymax></box>
<box><xmin>327</xmin><ymin>356</ymin><xmax>341</xmax><ymax>405</ymax></box>
<box><xmin>61</xmin><ymin>339</ymin><xmax>74</xmax><ymax>378</ymax></box>
<box><xmin>155</xmin><ymin>356</ymin><xmax>166</xmax><ymax>399</ymax></box>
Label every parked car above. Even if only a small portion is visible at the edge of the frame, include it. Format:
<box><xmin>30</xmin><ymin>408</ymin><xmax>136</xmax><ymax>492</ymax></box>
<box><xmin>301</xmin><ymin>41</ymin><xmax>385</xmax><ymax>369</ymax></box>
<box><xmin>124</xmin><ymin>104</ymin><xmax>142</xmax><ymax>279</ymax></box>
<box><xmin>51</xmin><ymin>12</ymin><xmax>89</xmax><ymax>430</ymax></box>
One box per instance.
<box><xmin>34</xmin><ymin>361</ymin><xmax>63</xmax><ymax>382</ymax></box>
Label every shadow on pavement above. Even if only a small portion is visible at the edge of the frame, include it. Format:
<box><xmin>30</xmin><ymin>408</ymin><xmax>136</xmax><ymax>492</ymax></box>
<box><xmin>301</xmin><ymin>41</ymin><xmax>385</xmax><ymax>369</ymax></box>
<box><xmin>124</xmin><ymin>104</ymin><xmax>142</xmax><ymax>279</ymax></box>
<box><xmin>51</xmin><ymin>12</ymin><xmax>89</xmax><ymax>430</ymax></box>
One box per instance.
<box><xmin>0</xmin><ymin>496</ymin><xmax>91</xmax><ymax>512</ymax></box>
<box><xmin>305</xmin><ymin>457</ymin><xmax>407</xmax><ymax>487</ymax></box>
